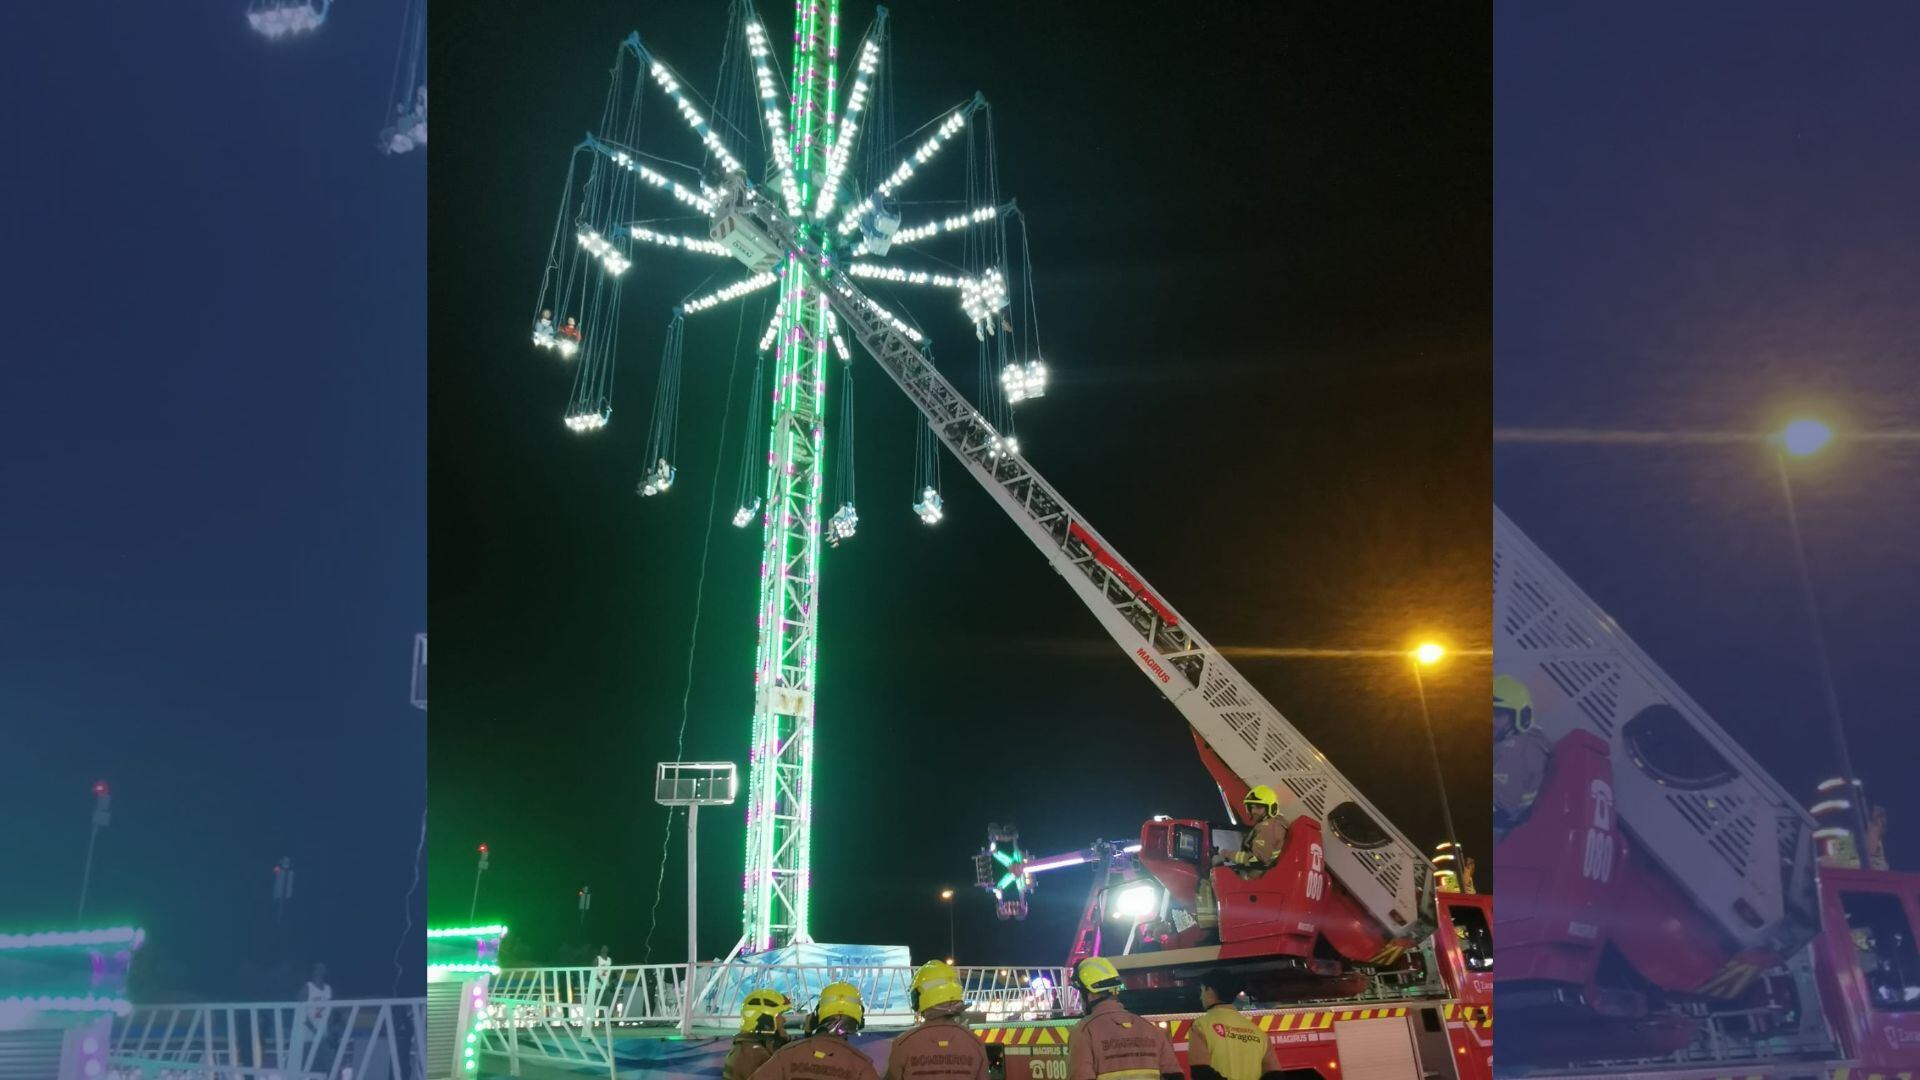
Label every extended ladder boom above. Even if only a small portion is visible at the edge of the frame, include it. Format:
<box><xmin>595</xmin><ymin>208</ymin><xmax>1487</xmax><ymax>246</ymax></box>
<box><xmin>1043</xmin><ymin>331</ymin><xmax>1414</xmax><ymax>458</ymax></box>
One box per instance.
<box><xmin>1493</xmin><ymin>507</ymin><xmax>1820</xmax><ymax>954</ymax></box>
<box><xmin>708</xmin><ymin>178</ymin><xmax>1435</xmax><ymax>941</ymax></box>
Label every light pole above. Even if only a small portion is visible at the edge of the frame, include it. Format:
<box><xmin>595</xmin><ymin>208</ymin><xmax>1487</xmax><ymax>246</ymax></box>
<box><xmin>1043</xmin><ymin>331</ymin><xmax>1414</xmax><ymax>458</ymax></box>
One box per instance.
<box><xmin>470</xmin><ymin>844</ymin><xmax>490</xmax><ymax>922</ymax></box>
<box><xmin>273</xmin><ymin>856</ymin><xmax>296</xmax><ymax>923</ymax></box>
<box><xmin>940</xmin><ymin>889</ymin><xmax>956</xmax><ymax>964</ymax></box>
<box><xmin>1409</xmin><ymin>645</ymin><xmax>1462</xmax><ymax>880</ymax></box>
<box><xmin>78</xmin><ymin>780</ymin><xmax>111</xmax><ymax>922</ymax></box>
<box><xmin>655</xmin><ymin>761</ymin><xmax>739</xmax><ymax>1037</ymax></box>
<box><xmin>1773</xmin><ymin>419</ymin><xmax>1871</xmax><ymax>848</ymax></box>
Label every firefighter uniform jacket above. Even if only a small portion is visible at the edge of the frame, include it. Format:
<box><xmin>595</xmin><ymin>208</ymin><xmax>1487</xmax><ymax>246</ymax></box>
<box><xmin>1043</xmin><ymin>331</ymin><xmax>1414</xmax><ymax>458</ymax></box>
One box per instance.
<box><xmin>750</xmin><ymin>1033</ymin><xmax>881</xmax><ymax>1080</ymax></box>
<box><xmin>725</xmin><ymin>1033</ymin><xmax>787</xmax><ymax>1080</ymax></box>
<box><xmin>1232</xmin><ymin>815</ymin><xmax>1288</xmax><ymax>874</ymax></box>
<box><xmin>1493</xmin><ymin>727</ymin><xmax>1553</xmax><ymax>828</ymax></box>
<box><xmin>1186</xmin><ymin>1005</ymin><xmax>1279</xmax><ymax>1080</ymax></box>
<box><xmin>1066</xmin><ymin>997</ymin><xmax>1181</xmax><ymax>1080</ymax></box>
<box><xmin>885</xmin><ymin>1015</ymin><xmax>987</xmax><ymax>1080</ymax></box>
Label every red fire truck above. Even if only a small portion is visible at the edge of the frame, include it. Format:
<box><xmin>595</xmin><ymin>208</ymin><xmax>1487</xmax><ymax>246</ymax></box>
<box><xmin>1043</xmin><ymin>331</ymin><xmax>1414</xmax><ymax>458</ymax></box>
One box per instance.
<box><xmin>1494</xmin><ymin>508</ymin><xmax>1920</xmax><ymax>1078</ymax></box>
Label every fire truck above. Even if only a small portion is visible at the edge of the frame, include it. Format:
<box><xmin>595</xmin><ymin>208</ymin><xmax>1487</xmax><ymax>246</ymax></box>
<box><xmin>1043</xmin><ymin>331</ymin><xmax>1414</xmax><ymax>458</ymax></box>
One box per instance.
<box><xmin>968</xmin><ymin>824</ymin><xmax>1494</xmax><ymax>1080</ymax></box>
<box><xmin>712</xmin><ymin>175</ymin><xmax>1493</xmax><ymax>1077</ymax></box>
<box><xmin>1494</xmin><ymin>508</ymin><xmax>1920</xmax><ymax>1079</ymax></box>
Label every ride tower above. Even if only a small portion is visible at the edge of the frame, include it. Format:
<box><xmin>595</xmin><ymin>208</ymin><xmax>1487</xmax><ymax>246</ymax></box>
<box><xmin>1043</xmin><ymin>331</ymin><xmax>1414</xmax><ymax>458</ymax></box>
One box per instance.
<box><xmin>738</xmin><ymin>0</ymin><xmax>837</xmax><ymax>955</ymax></box>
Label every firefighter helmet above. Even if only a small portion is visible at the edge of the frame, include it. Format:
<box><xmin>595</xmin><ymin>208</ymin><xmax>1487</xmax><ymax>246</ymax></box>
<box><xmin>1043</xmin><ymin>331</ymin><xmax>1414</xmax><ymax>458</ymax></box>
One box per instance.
<box><xmin>1243</xmin><ymin>785</ymin><xmax>1280</xmax><ymax>817</ymax></box>
<box><xmin>812</xmin><ymin>981</ymin><xmax>865</xmax><ymax>1031</ymax></box>
<box><xmin>1073</xmin><ymin>956</ymin><xmax>1126</xmax><ymax>997</ymax></box>
<box><xmin>1494</xmin><ymin>675</ymin><xmax>1535</xmax><ymax>734</ymax></box>
<box><xmin>911</xmin><ymin>960</ymin><xmax>965</xmax><ymax>1013</ymax></box>
<box><xmin>739</xmin><ymin>988</ymin><xmax>790</xmax><ymax>1032</ymax></box>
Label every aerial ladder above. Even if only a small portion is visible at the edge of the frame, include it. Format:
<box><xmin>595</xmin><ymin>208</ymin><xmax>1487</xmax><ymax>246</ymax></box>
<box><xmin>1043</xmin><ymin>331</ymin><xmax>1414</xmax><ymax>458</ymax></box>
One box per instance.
<box><xmin>708</xmin><ymin>175</ymin><xmax>1438</xmax><ymax>977</ymax></box>
<box><xmin>1492</xmin><ymin>508</ymin><xmax>1841</xmax><ymax>1067</ymax></box>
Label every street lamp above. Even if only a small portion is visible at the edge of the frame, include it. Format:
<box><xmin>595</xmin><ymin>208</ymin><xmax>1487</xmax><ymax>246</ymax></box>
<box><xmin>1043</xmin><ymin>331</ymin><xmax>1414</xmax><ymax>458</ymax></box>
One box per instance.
<box><xmin>1771</xmin><ymin>420</ymin><xmax>1870</xmax><ymax>849</ymax></box>
<box><xmin>79</xmin><ymin>780</ymin><xmax>111</xmax><ymax>922</ymax></box>
<box><xmin>1780</xmin><ymin>418</ymin><xmax>1832</xmax><ymax>458</ymax></box>
<box><xmin>939</xmin><ymin>888</ymin><xmax>956</xmax><ymax>965</ymax></box>
<box><xmin>1409</xmin><ymin>645</ymin><xmax>1462</xmax><ymax>884</ymax></box>
<box><xmin>471</xmin><ymin>844</ymin><xmax>490</xmax><ymax>922</ymax></box>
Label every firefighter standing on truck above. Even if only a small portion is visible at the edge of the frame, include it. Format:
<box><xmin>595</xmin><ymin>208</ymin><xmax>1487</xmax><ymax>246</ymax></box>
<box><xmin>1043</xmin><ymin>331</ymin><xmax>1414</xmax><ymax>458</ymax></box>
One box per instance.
<box><xmin>1222</xmin><ymin>785</ymin><xmax>1287</xmax><ymax>878</ymax></box>
<box><xmin>1493</xmin><ymin>674</ymin><xmax>1552</xmax><ymax>841</ymax></box>
<box><xmin>886</xmin><ymin>960</ymin><xmax>987</xmax><ymax>1080</ymax></box>
<box><xmin>725</xmin><ymin>989</ymin><xmax>793</xmax><ymax>1080</ymax></box>
<box><xmin>1187</xmin><ymin>969</ymin><xmax>1281</xmax><ymax>1080</ymax></box>
<box><xmin>1066</xmin><ymin>957</ymin><xmax>1182</xmax><ymax>1080</ymax></box>
<box><xmin>751</xmin><ymin>981</ymin><xmax>880</xmax><ymax>1080</ymax></box>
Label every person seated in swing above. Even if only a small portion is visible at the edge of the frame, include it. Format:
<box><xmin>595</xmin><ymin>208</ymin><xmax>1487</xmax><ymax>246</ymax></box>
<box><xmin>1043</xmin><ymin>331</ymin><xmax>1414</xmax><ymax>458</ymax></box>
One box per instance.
<box><xmin>559</xmin><ymin>316</ymin><xmax>582</xmax><ymax>342</ymax></box>
<box><xmin>533</xmin><ymin>309</ymin><xmax>556</xmax><ymax>344</ymax></box>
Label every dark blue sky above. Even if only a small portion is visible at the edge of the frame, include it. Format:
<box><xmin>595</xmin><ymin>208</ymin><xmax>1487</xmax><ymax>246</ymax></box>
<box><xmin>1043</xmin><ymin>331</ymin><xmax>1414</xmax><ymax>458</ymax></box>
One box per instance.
<box><xmin>1496</xmin><ymin>3</ymin><xmax>1920</xmax><ymax>869</ymax></box>
<box><xmin>0</xmin><ymin>3</ymin><xmax>424</xmax><ymax>999</ymax></box>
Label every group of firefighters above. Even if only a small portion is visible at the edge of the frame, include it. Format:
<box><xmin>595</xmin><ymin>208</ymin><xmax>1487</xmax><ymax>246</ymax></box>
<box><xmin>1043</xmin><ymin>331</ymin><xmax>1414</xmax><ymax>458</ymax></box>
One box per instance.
<box><xmin>722</xmin><ymin>956</ymin><xmax>1283</xmax><ymax>1080</ymax></box>
<box><xmin>718</xmin><ymin>783</ymin><xmax>1298</xmax><ymax>1080</ymax></box>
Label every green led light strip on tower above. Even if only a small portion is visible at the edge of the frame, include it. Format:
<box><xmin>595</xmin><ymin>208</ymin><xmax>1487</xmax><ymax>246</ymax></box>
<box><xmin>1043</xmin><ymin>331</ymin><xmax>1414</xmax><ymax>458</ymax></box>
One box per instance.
<box><xmin>739</xmin><ymin>0</ymin><xmax>843</xmax><ymax>954</ymax></box>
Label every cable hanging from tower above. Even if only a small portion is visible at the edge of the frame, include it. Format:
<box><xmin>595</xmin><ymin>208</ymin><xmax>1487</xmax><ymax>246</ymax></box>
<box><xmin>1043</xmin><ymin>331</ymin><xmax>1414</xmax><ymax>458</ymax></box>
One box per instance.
<box><xmin>912</xmin><ymin>408</ymin><xmax>944</xmax><ymax>526</ymax></box>
<box><xmin>827</xmin><ymin>362</ymin><xmax>858</xmax><ymax>547</ymax></box>
<box><xmin>733</xmin><ymin>298</ymin><xmax>771</xmax><ymax>527</ymax></box>
<box><xmin>1003</xmin><ymin>205</ymin><xmax>1049</xmax><ymax>405</ymax></box>
<box><xmin>965</xmin><ymin>106</ymin><xmax>1017</xmax><ymax>450</ymax></box>
<box><xmin>639</xmin><ymin>314</ymin><xmax>686</xmax><ymax>497</ymax></box>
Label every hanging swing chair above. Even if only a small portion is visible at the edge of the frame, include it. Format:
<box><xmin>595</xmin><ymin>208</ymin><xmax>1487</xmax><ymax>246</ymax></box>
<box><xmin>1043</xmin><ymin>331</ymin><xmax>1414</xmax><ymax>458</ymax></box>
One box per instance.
<box><xmin>247</xmin><ymin>0</ymin><xmax>330</xmax><ymax>40</ymax></box>
<box><xmin>378</xmin><ymin>0</ymin><xmax>427</xmax><ymax>155</ymax></box>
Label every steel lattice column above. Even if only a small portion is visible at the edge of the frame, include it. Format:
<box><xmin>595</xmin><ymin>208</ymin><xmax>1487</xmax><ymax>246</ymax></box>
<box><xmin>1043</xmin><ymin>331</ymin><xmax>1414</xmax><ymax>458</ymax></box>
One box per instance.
<box><xmin>742</xmin><ymin>0</ymin><xmax>838</xmax><ymax>953</ymax></box>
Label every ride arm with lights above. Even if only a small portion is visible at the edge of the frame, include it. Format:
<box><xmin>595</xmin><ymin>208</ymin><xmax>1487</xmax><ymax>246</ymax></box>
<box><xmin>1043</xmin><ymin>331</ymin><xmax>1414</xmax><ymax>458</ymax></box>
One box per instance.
<box><xmin>706</xmin><ymin>177</ymin><xmax>1435</xmax><ymax>943</ymax></box>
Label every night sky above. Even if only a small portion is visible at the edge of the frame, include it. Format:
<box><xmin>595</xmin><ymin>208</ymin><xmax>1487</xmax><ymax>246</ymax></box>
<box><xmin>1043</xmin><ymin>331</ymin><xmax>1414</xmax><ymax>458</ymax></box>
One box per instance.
<box><xmin>0</xmin><ymin>5</ymin><xmax>425</xmax><ymax>999</ymax></box>
<box><xmin>1496</xmin><ymin>3</ymin><xmax>1920</xmax><ymax>869</ymax></box>
<box><xmin>430</xmin><ymin>4</ymin><xmax>1490</xmax><ymax>965</ymax></box>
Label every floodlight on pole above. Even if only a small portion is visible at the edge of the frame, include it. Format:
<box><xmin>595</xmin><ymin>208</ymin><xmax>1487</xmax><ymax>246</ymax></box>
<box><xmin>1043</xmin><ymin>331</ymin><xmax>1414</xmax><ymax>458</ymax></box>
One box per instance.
<box><xmin>655</xmin><ymin>761</ymin><xmax>738</xmax><ymax>1038</ymax></box>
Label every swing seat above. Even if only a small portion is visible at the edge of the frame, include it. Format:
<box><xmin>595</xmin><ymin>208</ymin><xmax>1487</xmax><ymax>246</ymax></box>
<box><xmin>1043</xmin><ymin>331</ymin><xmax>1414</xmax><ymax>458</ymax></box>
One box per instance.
<box><xmin>248</xmin><ymin>0</ymin><xmax>329</xmax><ymax>38</ymax></box>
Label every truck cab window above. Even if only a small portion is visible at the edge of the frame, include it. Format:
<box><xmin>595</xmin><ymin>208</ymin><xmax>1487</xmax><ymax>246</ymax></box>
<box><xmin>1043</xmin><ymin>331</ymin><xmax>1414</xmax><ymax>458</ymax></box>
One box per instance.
<box><xmin>1840</xmin><ymin>891</ymin><xmax>1920</xmax><ymax>1010</ymax></box>
<box><xmin>1448</xmin><ymin>905</ymin><xmax>1493</xmax><ymax>972</ymax></box>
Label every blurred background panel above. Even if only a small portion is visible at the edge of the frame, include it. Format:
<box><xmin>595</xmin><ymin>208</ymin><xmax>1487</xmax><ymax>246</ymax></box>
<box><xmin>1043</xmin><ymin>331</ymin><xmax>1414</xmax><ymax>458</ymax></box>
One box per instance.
<box><xmin>0</xmin><ymin>1</ymin><xmax>425</xmax><ymax>1073</ymax></box>
<box><xmin>1494</xmin><ymin>3</ymin><xmax>1920</xmax><ymax>1075</ymax></box>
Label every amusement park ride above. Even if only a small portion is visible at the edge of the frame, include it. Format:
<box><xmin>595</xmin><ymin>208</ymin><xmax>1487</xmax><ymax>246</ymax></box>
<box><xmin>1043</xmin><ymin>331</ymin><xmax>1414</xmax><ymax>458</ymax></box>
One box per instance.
<box><xmin>517</xmin><ymin>0</ymin><xmax>1487</xmax><ymax>1074</ymax></box>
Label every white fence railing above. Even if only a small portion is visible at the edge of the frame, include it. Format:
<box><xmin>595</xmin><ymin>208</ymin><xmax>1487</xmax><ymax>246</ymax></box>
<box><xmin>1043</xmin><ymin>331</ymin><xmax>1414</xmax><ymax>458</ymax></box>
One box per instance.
<box><xmin>110</xmin><ymin>997</ymin><xmax>426</xmax><ymax>1079</ymax></box>
<box><xmin>483</xmin><ymin>962</ymin><xmax>1078</xmax><ymax>1033</ymax></box>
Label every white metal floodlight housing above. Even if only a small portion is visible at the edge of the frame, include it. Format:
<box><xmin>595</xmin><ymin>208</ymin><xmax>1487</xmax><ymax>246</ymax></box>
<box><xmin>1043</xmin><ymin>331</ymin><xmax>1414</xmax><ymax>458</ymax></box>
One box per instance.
<box><xmin>654</xmin><ymin>761</ymin><xmax>739</xmax><ymax>806</ymax></box>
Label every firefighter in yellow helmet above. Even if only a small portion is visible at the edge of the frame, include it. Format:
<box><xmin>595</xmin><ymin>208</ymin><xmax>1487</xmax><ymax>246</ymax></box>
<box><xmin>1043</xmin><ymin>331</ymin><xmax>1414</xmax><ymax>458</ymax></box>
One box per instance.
<box><xmin>1187</xmin><ymin>968</ymin><xmax>1281</xmax><ymax>1080</ymax></box>
<box><xmin>1066</xmin><ymin>957</ymin><xmax>1181</xmax><ymax>1080</ymax></box>
<box><xmin>724</xmin><ymin>989</ymin><xmax>793</xmax><ymax>1080</ymax></box>
<box><xmin>886</xmin><ymin>960</ymin><xmax>986</xmax><ymax>1080</ymax></box>
<box><xmin>751</xmin><ymin>981</ymin><xmax>880</xmax><ymax>1080</ymax></box>
<box><xmin>1493</xmin><ymin>674</ymin><xmax>1552</xmax><ymax>841</ymax></box>
<box><xmin>1222</xmin><ymin>785</ymin><xmax>1288</xmax><ymax>878</ymax></box>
